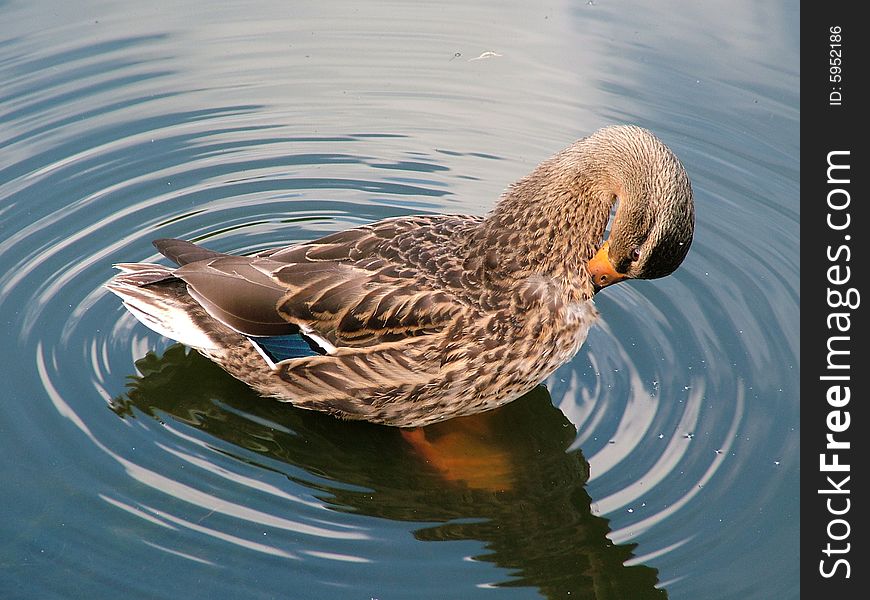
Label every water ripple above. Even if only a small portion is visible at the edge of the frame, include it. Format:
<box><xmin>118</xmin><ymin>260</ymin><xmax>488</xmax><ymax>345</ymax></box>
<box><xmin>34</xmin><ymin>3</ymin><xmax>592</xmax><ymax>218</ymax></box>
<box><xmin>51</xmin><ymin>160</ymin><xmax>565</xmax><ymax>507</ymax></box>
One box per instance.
<box><xmin>1</xmin><ymin>3</ymin><xmax>798</xmax><ymax>597</ymax></box>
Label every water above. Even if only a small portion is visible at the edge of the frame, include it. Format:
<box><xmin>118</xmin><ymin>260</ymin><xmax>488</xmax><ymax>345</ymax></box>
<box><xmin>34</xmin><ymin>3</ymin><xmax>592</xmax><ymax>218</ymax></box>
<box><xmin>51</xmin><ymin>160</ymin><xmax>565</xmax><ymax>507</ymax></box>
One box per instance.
<box><xmin>0</xmin><ymin>1</ymin><xmax>798</xmax><ymax>598</ymax></box>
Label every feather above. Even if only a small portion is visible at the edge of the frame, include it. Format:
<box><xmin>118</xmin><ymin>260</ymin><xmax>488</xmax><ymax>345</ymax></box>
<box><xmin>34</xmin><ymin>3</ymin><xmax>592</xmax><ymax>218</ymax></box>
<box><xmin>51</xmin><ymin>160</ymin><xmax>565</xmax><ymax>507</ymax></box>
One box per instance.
<box><xmin>154</xmin><ymin>238</ymin><xmax>226</xmax><ymax>266</ymax></box>
<box><xmin>248</xmin><ymin>333</ymin><xmax>327</xmax><ymax>367</ymax></box>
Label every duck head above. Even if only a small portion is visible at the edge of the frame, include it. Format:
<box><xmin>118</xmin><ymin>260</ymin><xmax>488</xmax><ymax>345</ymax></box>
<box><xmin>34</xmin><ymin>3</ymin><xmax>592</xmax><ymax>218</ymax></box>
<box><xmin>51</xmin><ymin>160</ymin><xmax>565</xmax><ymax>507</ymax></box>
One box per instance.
<box><xmin>587</xmin><ymin>127</ymin><xmax>695</xmax><ymax>291</ymax></box>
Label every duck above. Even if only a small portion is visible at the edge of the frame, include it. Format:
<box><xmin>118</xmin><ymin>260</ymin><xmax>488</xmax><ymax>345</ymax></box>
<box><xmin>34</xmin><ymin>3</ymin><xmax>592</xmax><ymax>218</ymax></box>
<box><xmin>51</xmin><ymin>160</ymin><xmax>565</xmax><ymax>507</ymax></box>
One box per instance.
<box><xmin>106</xmin><ymin>125</ymin><xmax>694</xmax><ymax>427</ymax></box>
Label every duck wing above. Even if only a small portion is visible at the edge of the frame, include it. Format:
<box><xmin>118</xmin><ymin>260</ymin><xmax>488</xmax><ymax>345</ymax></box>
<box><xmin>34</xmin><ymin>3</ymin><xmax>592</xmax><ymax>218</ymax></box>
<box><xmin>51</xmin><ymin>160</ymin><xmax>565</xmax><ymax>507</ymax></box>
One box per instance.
<box><xmin>171</xmin><ymin>255</ymin><xmax>296</xmax><ymax>336</ymax></box>
<box><xmin>270</xmin><ymin>259</ymin><xmax>463</xmax><ymax>348</ymax></box>
<box><xmin>158</xmin><ymin>226</ymin><xmax>470</xmax><ymax>355</ymax></box>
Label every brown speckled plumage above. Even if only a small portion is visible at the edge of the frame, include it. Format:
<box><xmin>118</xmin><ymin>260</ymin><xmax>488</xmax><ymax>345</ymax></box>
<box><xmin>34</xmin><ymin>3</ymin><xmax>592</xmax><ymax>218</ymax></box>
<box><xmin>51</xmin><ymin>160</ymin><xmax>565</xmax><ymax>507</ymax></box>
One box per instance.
<box><xmin>107</xmin><ymin>125</ymin><xmax>694</xmax><ymax>427</ymax></box>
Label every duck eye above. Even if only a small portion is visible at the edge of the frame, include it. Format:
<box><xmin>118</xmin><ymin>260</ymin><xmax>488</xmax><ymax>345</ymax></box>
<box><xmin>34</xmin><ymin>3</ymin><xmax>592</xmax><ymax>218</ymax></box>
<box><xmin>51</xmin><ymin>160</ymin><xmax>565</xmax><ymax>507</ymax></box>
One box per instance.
<box><xmin>631</xmin><ymin>247</ymin><xmax>641</xmax><ymax>262</ymax></box>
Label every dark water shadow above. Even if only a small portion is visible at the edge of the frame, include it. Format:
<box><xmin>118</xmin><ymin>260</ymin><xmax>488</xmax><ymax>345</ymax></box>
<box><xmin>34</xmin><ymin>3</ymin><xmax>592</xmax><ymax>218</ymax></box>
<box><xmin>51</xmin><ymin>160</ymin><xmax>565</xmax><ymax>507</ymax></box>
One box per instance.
<box><xmin>112</xmin><ymin>344</ymin><xmax>666</xmax><ymax>599</ymax></box>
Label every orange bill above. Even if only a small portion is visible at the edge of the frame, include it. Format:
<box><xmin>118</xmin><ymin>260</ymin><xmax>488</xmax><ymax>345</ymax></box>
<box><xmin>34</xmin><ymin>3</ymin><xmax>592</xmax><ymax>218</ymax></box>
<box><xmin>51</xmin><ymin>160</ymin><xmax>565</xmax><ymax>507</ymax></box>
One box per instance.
<box><xmin>588</xmin><ymin>240</ymin><xmax>628</xmax><ymax>289</ymax></box>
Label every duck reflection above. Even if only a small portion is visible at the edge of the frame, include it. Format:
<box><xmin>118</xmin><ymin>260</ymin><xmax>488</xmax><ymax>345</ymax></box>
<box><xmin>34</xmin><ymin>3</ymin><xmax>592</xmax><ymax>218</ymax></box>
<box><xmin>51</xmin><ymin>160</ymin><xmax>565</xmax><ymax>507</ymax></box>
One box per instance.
<box><xmin>113</xmin><ymin>345</ymin><xmax>666</xmax><ymax>599</ymax></box>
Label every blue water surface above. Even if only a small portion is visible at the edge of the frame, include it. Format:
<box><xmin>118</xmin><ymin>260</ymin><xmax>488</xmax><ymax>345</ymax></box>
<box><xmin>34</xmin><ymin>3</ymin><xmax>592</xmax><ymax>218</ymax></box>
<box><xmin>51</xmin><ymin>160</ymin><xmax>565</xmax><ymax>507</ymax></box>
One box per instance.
<box><xmin>0</xmin><ymin>1</ymin><xmax>799</xmax><ymax>598</ymax></box>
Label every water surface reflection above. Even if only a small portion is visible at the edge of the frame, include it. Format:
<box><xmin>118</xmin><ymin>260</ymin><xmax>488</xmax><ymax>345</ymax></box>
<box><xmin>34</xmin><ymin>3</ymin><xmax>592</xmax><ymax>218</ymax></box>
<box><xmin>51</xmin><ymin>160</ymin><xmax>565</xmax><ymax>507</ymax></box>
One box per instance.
<box><xmin>113</xmin><ymin>345</ymin><xmax>667</xmax><ymax>598</ymax></box>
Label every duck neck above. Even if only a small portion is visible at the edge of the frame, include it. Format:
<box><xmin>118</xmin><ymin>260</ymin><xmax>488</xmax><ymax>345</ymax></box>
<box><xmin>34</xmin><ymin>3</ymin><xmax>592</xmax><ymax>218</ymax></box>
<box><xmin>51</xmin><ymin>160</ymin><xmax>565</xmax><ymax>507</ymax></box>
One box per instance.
<box><xmin>475</xmin><ymin>142</ymin><xmax>622</xmax><ymax>301</ymax></box>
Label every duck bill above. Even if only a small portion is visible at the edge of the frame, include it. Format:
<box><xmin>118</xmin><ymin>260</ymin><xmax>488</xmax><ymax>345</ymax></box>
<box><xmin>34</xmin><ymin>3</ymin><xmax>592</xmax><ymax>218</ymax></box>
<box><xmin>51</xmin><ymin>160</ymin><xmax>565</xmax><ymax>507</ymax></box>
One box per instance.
<box><xmin>588</xmin><ymin>241</ymin><xmax>628</xmax><ymax>290</ymax></box>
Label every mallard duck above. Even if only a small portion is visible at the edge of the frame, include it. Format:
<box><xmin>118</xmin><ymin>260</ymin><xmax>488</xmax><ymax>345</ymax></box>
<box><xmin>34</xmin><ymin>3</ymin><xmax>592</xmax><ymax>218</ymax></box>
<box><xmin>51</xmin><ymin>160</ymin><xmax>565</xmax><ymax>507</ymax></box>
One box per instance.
<box><xmin>107</xmin><ymin>125</ymin><xmax>694</xmax><ymax>427</ymax></box>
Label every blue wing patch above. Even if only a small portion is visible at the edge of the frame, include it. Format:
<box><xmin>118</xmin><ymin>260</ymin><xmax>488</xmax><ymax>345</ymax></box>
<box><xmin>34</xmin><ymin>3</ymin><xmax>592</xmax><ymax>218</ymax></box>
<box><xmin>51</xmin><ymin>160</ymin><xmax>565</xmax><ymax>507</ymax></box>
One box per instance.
<box><xmin>248</xmin><ymin>333</ymin><xmax>327</xmax><ymax>364</ymax></box>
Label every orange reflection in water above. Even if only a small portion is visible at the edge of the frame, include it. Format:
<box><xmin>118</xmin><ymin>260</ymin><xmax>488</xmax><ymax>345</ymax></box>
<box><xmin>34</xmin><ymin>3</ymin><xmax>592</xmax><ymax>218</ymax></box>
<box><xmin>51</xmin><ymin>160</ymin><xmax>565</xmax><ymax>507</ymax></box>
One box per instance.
<box><xmin>401</xmin><ymin>412</ymin><xmax>516</xmax><ymax>492</ymax></box>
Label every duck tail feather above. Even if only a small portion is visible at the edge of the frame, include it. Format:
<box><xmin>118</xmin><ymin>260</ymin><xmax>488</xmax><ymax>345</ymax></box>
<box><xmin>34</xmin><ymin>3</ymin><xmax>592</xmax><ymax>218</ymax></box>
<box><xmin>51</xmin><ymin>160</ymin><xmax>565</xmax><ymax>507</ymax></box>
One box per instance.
<box><xmin>104</xmin><ymin>265</ymin><xmax>219</xmax><ymax>351</ymax></box>
<box><xmin>153</xmin><ymin>238</ymin><xmax>227</xmax><ymax>266</ymax></box>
